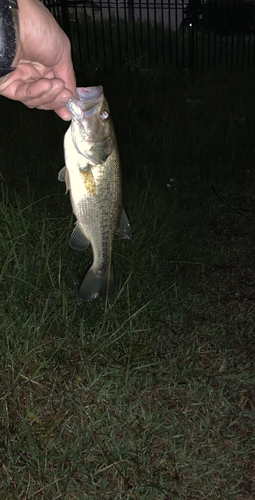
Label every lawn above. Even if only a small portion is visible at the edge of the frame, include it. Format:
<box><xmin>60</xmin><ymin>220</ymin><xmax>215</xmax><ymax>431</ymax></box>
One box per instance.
<box><xmin>0</xmin><ymin>65</ymin><xmax>255</xmax><ymax>499</ymax></box>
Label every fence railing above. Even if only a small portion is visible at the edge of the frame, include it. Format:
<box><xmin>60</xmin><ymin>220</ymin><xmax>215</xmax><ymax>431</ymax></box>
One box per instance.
<box><xmin>43</xmin><ymin>0</ymin><xmax>255</xmax><ymax>71</ymax></box>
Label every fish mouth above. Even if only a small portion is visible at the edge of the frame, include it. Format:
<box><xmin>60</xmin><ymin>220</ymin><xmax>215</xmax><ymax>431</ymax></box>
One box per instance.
<box><xmin>66</xmin><ymin>86</ymin><xmax>105</xmax><ymax>122</ymax></box>
<box><xmin>68</xmin><ymin>85</ymin><xmax>103</xmax><ymax>110</ymax></box>
<box><xmin>76</xmin><ymin>86</ymin><xmax>103</xmax><ymax>102</ymax></box>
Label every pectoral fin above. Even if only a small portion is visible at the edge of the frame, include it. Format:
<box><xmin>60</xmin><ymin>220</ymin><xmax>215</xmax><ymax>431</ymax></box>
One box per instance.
<box><xmin>58</xmin><ymin>166</ymin><xmax>71</xmax><ymax>193</ymax></box>
<box><xmin>69</xmin><ymin>222</ymin><xmax>90</xmax><ymax>251</ymax></box>
<box><xmin>115</xmin><ymin>209</ymin><xmax>132</xmax><ymax>241</ymax></box>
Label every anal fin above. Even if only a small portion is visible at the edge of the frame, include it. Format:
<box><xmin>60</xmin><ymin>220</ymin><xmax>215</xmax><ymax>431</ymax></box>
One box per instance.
<box><xmin>115</xmin><ymin>208</ymin><xmax>132</xmax><ymax>241</ymax></box>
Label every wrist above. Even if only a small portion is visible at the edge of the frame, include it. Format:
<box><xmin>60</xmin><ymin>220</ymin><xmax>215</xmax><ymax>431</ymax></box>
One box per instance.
<box><xmin>0</xmin><ymin>0</ymin><xmax>19</xmax><ymax>76</ymax></box>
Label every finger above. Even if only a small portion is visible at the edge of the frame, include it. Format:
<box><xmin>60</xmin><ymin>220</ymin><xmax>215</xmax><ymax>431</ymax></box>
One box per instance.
<box><xmin>0</xmin><ymin>63</ymin><xmax>46</xmax><ymax>96</ymax></box>
<box><xmin>15</xmin><ymin>78</ymin><xmax>65</xmax><ymax>102</ymax></box>
<box><xmin>10</xmin><ymin>80</ymin><xmax>70</xmax><ymax>110</ymax></box>
<box><xmin>29</xmin><ymin>87</ymin><xmax>73</xmax><ymax>111</ymax></box>
<box><xmin>15</xmin><ymin>80</ymin><xmax>54</xmax><ymax>102</ymax></box>
<box><xmin>54</xmin><ymin>106</ymin><xmax>72</xmax><ymax>121</ymax></box>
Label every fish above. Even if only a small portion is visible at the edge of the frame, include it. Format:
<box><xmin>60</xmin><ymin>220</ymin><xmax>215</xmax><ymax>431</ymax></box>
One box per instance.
<box><xmin>58</xmin><ymin>86</ymin><xmax>132</xmax><ymax>301</ymax></box>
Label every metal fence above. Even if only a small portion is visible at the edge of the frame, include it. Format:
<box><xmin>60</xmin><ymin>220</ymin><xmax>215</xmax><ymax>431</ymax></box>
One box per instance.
<box><xmin>43</xmin><ymin>0</ymin><xmax>255</xmax><ymax>71</ymax></box>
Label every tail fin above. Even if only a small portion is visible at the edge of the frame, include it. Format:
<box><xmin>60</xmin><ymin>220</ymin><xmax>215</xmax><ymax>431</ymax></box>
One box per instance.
<box><xmin>78</xmin><ymin>265</ymin><xmax>114</xmax><ymax>301</ymax></box>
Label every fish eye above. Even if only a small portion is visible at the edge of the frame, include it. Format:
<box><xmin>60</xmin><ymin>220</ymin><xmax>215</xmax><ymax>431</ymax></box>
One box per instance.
<box><xmin>100</xmin><ymin>110</ymin><xmax>109</xmax><ymax>121</ymax></box>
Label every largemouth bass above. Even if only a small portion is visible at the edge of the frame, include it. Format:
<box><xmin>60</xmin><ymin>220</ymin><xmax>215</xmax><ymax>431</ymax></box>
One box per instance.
<box><xmin>59</xmin><ymin>86</ymin><xmax>131</xmax><ymax>301</ymax></box>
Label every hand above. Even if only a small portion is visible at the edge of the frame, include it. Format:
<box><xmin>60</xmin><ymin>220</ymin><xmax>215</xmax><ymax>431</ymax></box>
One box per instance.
<box><xmin>0</xmin><ymin>0</ymin><xmax>76</xmax><ymax>120</ymax></box>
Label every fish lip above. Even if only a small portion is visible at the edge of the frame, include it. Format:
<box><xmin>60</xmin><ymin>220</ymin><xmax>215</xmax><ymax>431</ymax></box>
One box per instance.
<box><xmin>66</xmin><ymin>86</ymin><xmax>104</xmax><ymax>122</ymax></box>
<box><xmin>67</xmin><ymin>86</ymin><xmax>104</xmax><ymax>111</ymax></box>
<box><xmin>77</xmin><ymin>86</ymin><xmax>104</xmax><ymax>102</ymax></box>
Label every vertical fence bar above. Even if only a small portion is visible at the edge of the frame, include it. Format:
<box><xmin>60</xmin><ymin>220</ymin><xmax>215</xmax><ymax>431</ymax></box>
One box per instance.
<box><xmin>253</xmin><ymin>19</ymin><xmax>255</xmax><ymax>67</ymax></box>
<box><xmin>57</xmin><ymin>0</ymin><xmax>69</xmax><ymax>35</ymax></box>
<box><xmin>181</xmin><ymin>0</ymin><xmax>185</xmax><ymax>69</ymax></box>
<box><xmin>246</xmin><ymin>3</ymin><xmax>251</xmax><ymax>68</ymax></box>
<box><xmin>146</xmin><ymin>0</ymin><xmax>151</xmax><ymax>65</ymax></box>
<box><xmin>230</xmin><ymin>2</ymin><xmax>234</xmax><ymax>70</ymax></box>
<box><xmin>91</xmin><ymin>1</ymin><xmax>99</xmax><ymax>68</ymax></box>
<box><xmin>175</xmin><ymin>0</ymin><xmax>178</xmax><ymax>66</ymax></box>
<box><xmin>225</xmin><ymin>2</ymin><xmax>229</xmax><ymax>69</ymax></box>
<box><xmin>189</xmin><ymin>24</ymin><xmax>194</xmax><ymax>71</ymax></box>
<box><xmin>153</xmin><ymin>0</ymin><xmax>158</xmax><ymax>64</ymax></box>
<box><xmin>99</xmin><ymin>0</ymin><xmax>107</xmax><ymax>71</ymax></box>
<box><xmin>207</xmin><ymin>1</ymin><xmax>211</xmax><ymax>70</ymax></box>
<box><xmin>139</xmin><ymin>0</ymin><xmax>144</xmax><ymax>58</ymax></box>
<box><xmin>107</xmin><ymin>0</ymin><xmax>115</xmax><ymax>66</ymax></box>
<box><xmin>131</xmin><ymin>0</ymin><xmax>137</xmax><ymax>63</ymax></box>
<box><xmin>219</xmin><ymin>1</ymin><xmax>223</xmax><ymax>67</ymax></box>
<box><xmin>195</xmin><ymin>12</ymin><xmax>198</xmax><ymax>72</ymax></box>
<box><xmin>115</xmin><ymin>0</ymin><xmax>122</xmax><ymax>66</ymax></box>
<box><xmin>73</xmin><ymin>1</ymin><xmax>82</xmax><ymax>66</ymax></box>
<box><xmin>123</xmin><ymin>0</ymin><xmax>129</xmax><ymax>63</ymax></box>
<box><xmin>236</xmin><ymin>10</ymin><xmax>240</xmax><ymax>69</ymax></box>
<box><xmin>168</xmin><ymin>0</ymin><xmax>171</xmax><ymax>65</ymax></box>
<box><xmin>161</xmin><ymin>0</ymin><xmax>164</xmax><ymax>65</ymax></box>
<box><xmin>81</xmin><ymin>5</ymin><xmax>91</xmax><ymax>66</ymax></box>
<box><xmin>127</xmin><ymin>0</ymin><xmax>135</xmax><ymax>63</ymax></box>
<box><xmin>242</xmin><ymin>25</ymin><xmax>245</xmax><ymax>69</ymax></box>
<box><xmin>201</xmin><ymin>0</ymin><xmax>204</xmax><ymax>72</ymax></box>
<box><xmin>213</xmin><ymin>8</ymin><xmax>216</xmax><ymax>69</ymax></box>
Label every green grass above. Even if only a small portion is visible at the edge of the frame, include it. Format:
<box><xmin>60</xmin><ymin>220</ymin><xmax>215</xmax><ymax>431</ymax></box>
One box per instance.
<box><xmin>0</xmin><ymin>67</ymin><xmax>255</xmax><ymax>499</ymax></box>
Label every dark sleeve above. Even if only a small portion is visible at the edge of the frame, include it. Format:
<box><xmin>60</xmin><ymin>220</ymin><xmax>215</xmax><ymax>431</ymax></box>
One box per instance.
<box><xmin>0</xmin><ymin>0</ymin><xmax>19</xmax><ymax>77</ymax></box>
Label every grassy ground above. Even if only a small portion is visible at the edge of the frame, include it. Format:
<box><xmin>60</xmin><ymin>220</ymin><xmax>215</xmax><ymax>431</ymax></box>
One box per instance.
<box><xmin>0</xmin><ymin>66</ymin><xmax>255</xmax><ymax>499</ymax></box>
